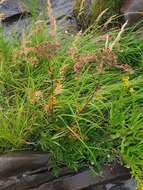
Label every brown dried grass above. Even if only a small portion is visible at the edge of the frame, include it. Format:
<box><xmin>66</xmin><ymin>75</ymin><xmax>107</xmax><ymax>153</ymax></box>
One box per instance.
<box><xmin>73</xmin><ymin>48</ymin><xmax>134</xmax><ymax>75</ymax></box>
<box><xmin>47</xmin><ymin>0</ymin><xmax>57</xmax><ymax>37</ymax></box>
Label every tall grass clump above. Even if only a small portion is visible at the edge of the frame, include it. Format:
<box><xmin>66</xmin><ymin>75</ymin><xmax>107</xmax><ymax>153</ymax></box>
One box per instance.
<box><xmin>74</xmin><ymin>0</ymin><xmax>123</xmax><ymax>29</ymax></box>
<box><xmin>0</xmin><ymin>0</ymin><xmax>143</xmax><ymax>186</ymax></box>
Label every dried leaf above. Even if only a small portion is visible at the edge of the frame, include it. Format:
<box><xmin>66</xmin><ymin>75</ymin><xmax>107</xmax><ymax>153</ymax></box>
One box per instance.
<box><xmin>74</xmin><ymin>53</ymin><xmax>97</xmax><ymax>74</ymax></box>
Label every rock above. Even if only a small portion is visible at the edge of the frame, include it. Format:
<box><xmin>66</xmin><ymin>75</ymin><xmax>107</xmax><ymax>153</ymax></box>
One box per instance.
<box><xmin>109</xmin><ymin>186</ymin><xmax>129</xmax><ymax>190</ymax></box>
<box><xmin>83</xmin><ymin>185</ymin><xmax>106</xmax><ymax>190</ymax></box>
<box><xmin>121</xmin><ymin>0</ymin><xmax>143</xmax><ymax>25</ymax></box>
<box><xmin>0</xmin><ymin>0</ymin><xmax>77</xmax><ymax>35</ymax></box>
<box><xmin>0</xmin><ymin>167</ymin><xmax>75</xmax><ymax>190</ymax></box>
<box><xmin>124</xmin><ymin>178</ymin><xmax>136</xmax><ymax>190</ymax></box>
<box><xmin>49</xmin><ymin>0</ymin><xmax>77</xmax><ymax>32</ymax></box>
<box><xmin>0</xmin><ymin>152</ymin><xmax>49</xmax><ymax>179</ymax></box>
<box><xmin>0</xmin><ymin>163</ymin><xmax>130</xmax><ymax>190</ymax></box>
<box><xmin>0</xmin><ymin>0</ymin><xmax>30</xmax><ymax>23</ymax></box>
<box><xmin>26</xmin><ymin>164</ymin><xmax>130</xmax><ymax>190</ymax></box>
<box><xmin>106</xmin><ymin>178</ymin><xmax>136</xmax><ymax>190</ymax></box>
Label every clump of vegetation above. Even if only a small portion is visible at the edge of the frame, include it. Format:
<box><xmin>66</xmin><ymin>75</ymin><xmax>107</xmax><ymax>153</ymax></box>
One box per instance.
<box><xmin>0</xmin><ymin>0</ymin><xmax>143</xmax><ymax>187</ymax></box>
<box><xmin>74</xmin><ymin>0</ymin><xmax>123</xmax><ymax>29</ymax></box>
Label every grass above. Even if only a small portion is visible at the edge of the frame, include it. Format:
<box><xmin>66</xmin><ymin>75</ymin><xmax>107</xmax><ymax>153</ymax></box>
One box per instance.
<box><xmin>0</xmin><ymin>0</ymin><xmax>143</xmax><ymax>186</ymax></box>
<box><xmin>74</xmin><ymin>0</ymin><xmax>123</xmax><ymax>29</ymax></box>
